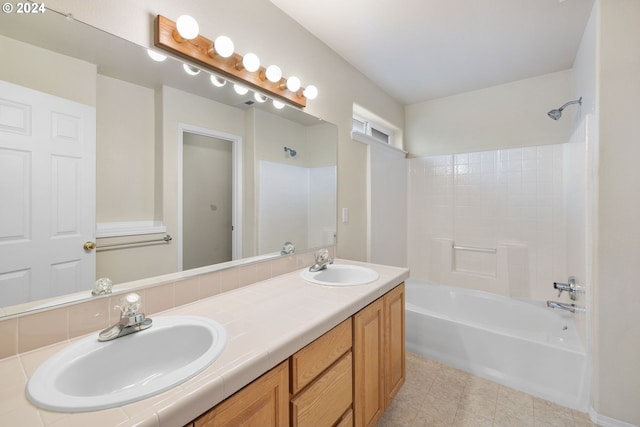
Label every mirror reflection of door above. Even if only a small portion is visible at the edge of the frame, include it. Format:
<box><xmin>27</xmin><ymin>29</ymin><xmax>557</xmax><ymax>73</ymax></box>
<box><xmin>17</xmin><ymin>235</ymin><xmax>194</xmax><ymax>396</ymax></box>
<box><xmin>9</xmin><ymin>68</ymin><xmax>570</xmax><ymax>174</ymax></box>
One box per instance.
<box><xmin>0</xmin><ymin>80</ymin><xmax>96</xmax><ymax>305</ymax></box>
<box><xmin>182</xmin><ymin>132</ymin><xmax>233</xmax><ymax>270</ymax></box>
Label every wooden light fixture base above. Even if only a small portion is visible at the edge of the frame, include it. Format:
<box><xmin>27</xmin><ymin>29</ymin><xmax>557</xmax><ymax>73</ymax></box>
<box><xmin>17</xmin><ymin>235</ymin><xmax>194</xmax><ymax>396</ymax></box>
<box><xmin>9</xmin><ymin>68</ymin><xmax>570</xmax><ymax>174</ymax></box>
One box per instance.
<box><xmin>154</xmin><ymin>15</ymin><xmax>306</xmax><ymax>108</ymax></box>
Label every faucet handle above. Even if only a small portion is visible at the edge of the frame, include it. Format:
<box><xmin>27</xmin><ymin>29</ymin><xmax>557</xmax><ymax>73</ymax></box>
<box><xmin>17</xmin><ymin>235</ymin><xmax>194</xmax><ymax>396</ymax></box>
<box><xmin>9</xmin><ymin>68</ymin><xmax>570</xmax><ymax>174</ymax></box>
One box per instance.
<box><xmin>92</xmin><ymin>277</ymin><xmax>113</xmax><ymax>296</ymax></box>
<box><xmin>315</xmin><ymin>248</ymin><xmax>329</xmax><ymax>263</ymax></box>
<box><xmin>553</xmin><ymin>276</ymin><xmax>577</xmax><ymax>300</ymax></box>
<box><xmin>115</xmin><ymin>293</ymin><xmax>142</xmax><ymax>317</ymax></box>
<box><xmin>281</xmin><ymin>241</ymin><xmax>295</xmax><ymax>255</ymax></box>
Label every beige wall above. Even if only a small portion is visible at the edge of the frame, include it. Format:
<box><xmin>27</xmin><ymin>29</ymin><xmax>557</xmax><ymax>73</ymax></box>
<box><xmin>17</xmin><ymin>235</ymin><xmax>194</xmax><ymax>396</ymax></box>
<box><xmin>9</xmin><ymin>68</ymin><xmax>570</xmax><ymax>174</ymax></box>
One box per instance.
<box><xmin>593</xmin><ymin>0</ymin><xmax>640</xmax><ymax>424</ymax></box>
<box><xmin>405</xmin><ymin>70</ymin><xmax>574</xmax><ymax>156</ymax></box>
<box><xmin>306</xmin><ymin>122</ymin><xmax>339</xmax><ymax>168</ymax></box>
<box><xmin>96</xmin><ymin>75</ymin><xmax>156</xmax><ymax>222</ymax></box>
<box><xmin>0</xmin><ymin>34</ymin><xmax>96</xmax><ymax>106</ymax></box>
<box><xmin>43</xmin><ymin>0</ymin><xmax>405</xmax><ymax>262</ymax></box>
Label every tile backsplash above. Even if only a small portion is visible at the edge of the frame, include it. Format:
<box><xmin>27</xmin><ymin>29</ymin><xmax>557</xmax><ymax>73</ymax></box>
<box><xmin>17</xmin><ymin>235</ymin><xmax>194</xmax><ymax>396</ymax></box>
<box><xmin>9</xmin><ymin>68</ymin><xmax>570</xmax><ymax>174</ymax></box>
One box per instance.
<box><xmin>0</xmin><ymin>248</ymin><xmax>330</xmax><ymax>360</ymax></box>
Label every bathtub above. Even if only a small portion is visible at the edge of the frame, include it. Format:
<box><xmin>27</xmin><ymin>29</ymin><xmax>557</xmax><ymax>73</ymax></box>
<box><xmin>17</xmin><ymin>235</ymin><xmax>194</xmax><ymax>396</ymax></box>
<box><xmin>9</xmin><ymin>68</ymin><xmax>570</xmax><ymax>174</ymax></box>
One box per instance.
<box><xmin>405</xmin><ymin>279</ymin><xmax>588</xmax><ymax>410</ymax></box>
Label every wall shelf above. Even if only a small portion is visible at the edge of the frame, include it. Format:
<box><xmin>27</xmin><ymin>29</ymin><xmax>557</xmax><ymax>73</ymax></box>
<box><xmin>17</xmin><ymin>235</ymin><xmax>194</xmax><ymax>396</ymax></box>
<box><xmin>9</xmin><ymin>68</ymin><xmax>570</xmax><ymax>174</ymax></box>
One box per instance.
<box><xmin>96</xmin><ymin>221</ymin><xmax>167</xmax><ymax>238</ymax></box>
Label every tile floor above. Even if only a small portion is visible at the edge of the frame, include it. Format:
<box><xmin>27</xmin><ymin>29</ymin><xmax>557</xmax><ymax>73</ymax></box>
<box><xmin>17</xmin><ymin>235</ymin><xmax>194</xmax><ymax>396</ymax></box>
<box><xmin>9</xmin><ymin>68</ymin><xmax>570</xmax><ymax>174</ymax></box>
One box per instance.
<box><xmin>377</xmin><ymin>353</ymin><xmax>598</xmax><ymax>427</ymax></box>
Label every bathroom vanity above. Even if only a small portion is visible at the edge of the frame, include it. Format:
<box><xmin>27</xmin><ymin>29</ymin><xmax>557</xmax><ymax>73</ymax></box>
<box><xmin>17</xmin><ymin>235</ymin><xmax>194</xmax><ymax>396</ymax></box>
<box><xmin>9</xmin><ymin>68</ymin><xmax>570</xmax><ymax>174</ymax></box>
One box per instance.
<box><xmin>187</xmin><ymin>282</ymin><xmax>405</xmax><ymax>427</ymax></box>
<box><xmin>0</xmin><ymin>260</ymin><xmax>408</xmax><ymax>427</ymax></box>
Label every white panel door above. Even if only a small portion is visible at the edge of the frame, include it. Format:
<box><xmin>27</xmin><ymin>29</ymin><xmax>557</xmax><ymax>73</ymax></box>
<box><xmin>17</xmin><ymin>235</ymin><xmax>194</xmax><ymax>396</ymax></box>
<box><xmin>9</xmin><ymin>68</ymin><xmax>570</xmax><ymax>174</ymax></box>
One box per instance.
<box><xmin>0</xmin><ymin>80</ymin><xmax>96</xmax><ymax>306</ymax></box>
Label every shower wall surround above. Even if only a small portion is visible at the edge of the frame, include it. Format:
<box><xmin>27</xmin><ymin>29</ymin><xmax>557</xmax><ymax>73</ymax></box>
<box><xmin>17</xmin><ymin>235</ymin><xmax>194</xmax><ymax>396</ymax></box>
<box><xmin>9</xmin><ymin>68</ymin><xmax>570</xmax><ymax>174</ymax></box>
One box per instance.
<box><xmin>407</xmin><ymin>140</ymin><xmax>586</xmax><ymax>302</ymax></box>
<box><xmin>258</xmin><ymin>161</ymin><xmax>336</xmax><ymax>254</ymax></box>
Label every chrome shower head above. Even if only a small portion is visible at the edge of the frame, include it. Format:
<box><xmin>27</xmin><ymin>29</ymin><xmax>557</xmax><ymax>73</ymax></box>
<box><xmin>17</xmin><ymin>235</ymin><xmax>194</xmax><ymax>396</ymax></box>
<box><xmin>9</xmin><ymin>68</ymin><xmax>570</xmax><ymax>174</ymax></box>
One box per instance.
<box><xmin>547</xmin><ymin>97</ymin><xmax>582</xmax><ymax>120</ymax></box>
<box><xmin>284</xmin><ymin>146</ymin><xmax>297</xmax><ymax>157</ymax></box>
<box><xmin>547</xmin><ymin>109</ymin><xmax>562</xmax><ymax>120</ymax></box>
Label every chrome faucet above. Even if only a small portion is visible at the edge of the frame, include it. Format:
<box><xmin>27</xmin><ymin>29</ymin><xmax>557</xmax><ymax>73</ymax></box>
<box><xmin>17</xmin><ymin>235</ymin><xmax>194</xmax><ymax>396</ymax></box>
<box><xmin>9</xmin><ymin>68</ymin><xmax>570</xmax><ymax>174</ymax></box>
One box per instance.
<box><xmin>546</xmin><ymin>300</ymin><xmax>585</xmax><ymax>313</ymax></box>
<box><xmin>553</xmin><ymin>276</ymin><xmax>580</xmax><ymax>300</ymax></box>
<box><xmin>98</xmin><ymin>293</ymin><xmax>152</xmax><ymax>342</ymax></box>
<box><xmin>309</xmin><ymin>248</ymin><xmax>333</xmax><ymax>272</ymax></box>
<box><xmin>281</xmin><ymin>241</ymin><xmax>295</xmax><ymax>255</ymax></box>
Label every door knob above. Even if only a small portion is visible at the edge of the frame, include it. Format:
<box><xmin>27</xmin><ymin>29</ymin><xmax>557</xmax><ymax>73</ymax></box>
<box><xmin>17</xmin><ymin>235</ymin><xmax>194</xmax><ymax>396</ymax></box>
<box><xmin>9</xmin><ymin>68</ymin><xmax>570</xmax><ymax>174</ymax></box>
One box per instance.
<box><xmin>83</xmin><ymin>241</ymin><xmax>96</xmax><ymax>251</ymax></box>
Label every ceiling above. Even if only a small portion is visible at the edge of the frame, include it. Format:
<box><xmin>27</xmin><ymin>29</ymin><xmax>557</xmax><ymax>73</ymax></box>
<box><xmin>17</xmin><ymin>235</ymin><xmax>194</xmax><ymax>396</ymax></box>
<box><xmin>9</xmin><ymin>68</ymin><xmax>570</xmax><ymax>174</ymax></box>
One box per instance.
<box><xmin>270</xmin><ymin>0</ymin><xmax>595</xmax><ymax>105</ymax></box>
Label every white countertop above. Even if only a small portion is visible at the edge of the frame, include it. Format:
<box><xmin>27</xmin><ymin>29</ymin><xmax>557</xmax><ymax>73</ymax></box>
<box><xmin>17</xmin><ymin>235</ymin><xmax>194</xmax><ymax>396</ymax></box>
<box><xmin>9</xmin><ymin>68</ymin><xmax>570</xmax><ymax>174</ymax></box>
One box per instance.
<box><xmin>0</xmin><ymin>260</ymin><xmax>409</xmax><ymax>427</ymax></box>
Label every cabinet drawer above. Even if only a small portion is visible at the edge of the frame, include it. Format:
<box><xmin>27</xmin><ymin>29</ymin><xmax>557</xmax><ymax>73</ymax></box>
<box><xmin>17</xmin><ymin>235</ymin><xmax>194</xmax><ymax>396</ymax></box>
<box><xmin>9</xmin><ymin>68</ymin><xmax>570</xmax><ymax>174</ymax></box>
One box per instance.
<box><xmin>291</xmin><ymin>318</ymin><xmax>352</xmax><ymax>394</ymax></box>
<box><xmin>336</xmin><ymin>408</ymin><xmax>354</xmax><ymax>427</ymax></box>
<box><xmin>291</xmin><ymin>351</ymin><xmax>353</xmax><ymax>427</ymax></box>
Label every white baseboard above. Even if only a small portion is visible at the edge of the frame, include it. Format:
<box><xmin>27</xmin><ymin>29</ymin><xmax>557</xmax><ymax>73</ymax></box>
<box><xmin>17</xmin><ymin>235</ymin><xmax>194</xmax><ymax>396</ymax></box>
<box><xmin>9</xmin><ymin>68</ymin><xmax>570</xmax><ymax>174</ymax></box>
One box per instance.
<box><xmin>589</xmin><ymin>406</ymin><xmax>639</xmax><ymax>427</ymax></box>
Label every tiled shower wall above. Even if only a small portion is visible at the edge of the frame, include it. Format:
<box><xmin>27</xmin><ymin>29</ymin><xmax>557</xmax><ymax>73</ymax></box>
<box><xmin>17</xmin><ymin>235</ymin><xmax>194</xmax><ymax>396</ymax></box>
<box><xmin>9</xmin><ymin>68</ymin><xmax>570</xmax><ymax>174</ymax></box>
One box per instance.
<box><xmin>407</xmin><ymin>141</ymin><xmax>586</xmax><ymax>302</ymax></box>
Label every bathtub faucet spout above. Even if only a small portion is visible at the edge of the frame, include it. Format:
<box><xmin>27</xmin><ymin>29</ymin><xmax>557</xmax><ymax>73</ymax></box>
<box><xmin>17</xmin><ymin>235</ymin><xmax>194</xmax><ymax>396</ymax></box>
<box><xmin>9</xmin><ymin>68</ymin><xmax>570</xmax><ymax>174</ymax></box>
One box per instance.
<box><xmin>546</xmin><ymin>300</ymin><xmax>585</xmax><ymax>313</ymax></box>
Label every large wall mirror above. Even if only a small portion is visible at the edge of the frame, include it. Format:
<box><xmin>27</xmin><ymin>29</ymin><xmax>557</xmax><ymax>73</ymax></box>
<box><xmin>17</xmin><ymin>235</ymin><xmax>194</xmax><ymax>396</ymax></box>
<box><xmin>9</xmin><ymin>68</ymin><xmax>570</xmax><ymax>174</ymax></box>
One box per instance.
<box><xmin>0</xmin><ymin>9</ymin><xmax>337</xmax><ymax>317</ymax></box>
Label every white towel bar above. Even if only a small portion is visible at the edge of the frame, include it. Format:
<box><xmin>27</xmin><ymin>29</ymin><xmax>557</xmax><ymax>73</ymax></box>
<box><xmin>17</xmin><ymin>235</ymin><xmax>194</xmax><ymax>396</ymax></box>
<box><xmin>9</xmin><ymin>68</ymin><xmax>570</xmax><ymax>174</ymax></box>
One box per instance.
<box><xmin>97</xmin><ymin>234</ymin><xmax>172</xmax><ymax>249</ymax></box>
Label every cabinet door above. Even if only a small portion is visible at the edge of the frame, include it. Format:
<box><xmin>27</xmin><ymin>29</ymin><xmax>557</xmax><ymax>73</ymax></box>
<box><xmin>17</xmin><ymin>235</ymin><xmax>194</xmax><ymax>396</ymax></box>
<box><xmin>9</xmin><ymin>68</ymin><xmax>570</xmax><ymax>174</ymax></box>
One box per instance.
<box><xmin>384</xmin><ymin>283</ymin><xmax>405</xmax><ymax>407</ymax></box>
<box><xmin>353</xmin><ymin>298</ymin><xmax>385</xmax><ymax>427</ymax></box>
<box><xmin>194</xmin><ymin>361</ymin><xmax>289</xmax><ymax>427</ymax></box>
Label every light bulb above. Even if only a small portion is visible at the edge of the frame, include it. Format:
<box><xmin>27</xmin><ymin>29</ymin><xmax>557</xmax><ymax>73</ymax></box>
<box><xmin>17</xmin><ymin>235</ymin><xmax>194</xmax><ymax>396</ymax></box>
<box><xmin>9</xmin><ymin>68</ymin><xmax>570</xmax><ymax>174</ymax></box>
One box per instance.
<box><xmin>273</xmin><ymin>100</ymin><xmax>285</xmax><ymax>109</ymax></box>
<box><xmin>265</xmin><ymin>65</ymin><xmax>282</xmax><ymax>83</ymax></box>
<box><xmin>242</xmin><ymin>53</ymin><xmax>260</xmax><ymax>72</ymax></box>
<box><xmin>234</xmin><ymin>84</ymin><xmax>249</xmax><ymax>95</ymax></box>
<box><xmin>146</xmin><ymin>49</ymin><xmax>167</xmax><ymax>62</ymax></box>
<box><xmin>286</xmin><ymin>76</ymin><xmax>301</xmax><ymax>92</ymax></box>
<box><xmin>254</xmin><ymin>93</ymin><xmax>268</xmax><ymax>103</ymax></box>
<box><xmin>183</xmin><ymin>64</ymin><xmax>201</xmax><ymax>76</ymax></box>
<box><xmin>303</xmin><ymin>85</ymin><xmax>318</xmax><ymax>100</ymax></box>
<box><xmin>214</xmin><ymin>35</ymin><xmax>234</xmax><ymax>58</ymax></box>
<box><xmin>176</xmin><ymin>15</ymin><xmax>199</xmax><ymax>40</ymax></box>
<box><xmin>210</xmin><ymin>75</ymin><xmax>226</xmax><ymax>87</ymax></box>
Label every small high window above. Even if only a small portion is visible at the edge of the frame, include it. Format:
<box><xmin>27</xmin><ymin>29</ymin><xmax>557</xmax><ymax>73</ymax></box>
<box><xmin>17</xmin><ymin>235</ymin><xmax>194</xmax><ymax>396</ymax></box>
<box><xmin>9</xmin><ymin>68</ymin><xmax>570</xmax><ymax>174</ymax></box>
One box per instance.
<box><xmin>352</xmin><ymin>114</ymin><xmax>393</xmax><ymax>145</ymax></box>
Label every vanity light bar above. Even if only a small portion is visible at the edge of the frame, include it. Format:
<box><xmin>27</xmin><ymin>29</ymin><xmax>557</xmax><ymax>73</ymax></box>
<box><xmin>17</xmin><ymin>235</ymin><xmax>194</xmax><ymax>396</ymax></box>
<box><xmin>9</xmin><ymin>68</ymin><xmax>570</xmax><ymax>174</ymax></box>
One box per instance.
<box><xmin>154</xmin><ymin>15</ymin><xmax>308</xmax><ymax>108</ymax></box>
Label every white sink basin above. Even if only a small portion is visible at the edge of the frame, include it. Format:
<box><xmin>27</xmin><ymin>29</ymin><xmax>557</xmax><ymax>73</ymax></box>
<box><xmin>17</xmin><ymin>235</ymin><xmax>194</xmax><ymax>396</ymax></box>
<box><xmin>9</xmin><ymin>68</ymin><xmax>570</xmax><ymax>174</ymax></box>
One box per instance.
<box><xmin>26</xmin><ymin>315</ymin><xmax>226</xmax><ymax>412</ymax></box>
<box><xmin>301</xmin><ymin>264</ymin><xmax>379</xmax><ymax>286</ymax></box>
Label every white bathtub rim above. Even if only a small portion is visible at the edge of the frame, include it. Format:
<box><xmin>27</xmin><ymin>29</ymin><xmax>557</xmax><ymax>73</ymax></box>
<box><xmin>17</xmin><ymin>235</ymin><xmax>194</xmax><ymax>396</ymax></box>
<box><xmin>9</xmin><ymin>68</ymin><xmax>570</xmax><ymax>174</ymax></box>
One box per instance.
<box><xmin>406</xmin><ymin>278</ymin><xmax>579</xmax><ymax>315</ymax></box>
<box><xmin>405</xmin><ymin>301</ymin><xmax>585</xmax><ymax>354</ymax></box>
<box><xmin>404</xmin><ymin>279</ymin><xmax>585</xmax><ymax>351</ymax></box>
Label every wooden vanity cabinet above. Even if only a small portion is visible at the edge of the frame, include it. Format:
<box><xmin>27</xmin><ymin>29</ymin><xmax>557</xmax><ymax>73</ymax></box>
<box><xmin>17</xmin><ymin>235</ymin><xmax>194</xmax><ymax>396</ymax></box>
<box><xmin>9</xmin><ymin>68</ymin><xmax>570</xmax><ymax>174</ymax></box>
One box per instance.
<box><xmin>192</xmin><ymin>360</ymin><xmax>289</xmax><ymax>427</ymax></box>
<box><xmin>353</xmin><ymin>298</ymin><xmax>385</xmax><ymax>427</ymax></box>
<box><xmin>384</xmin><ymin>283</ymin><xmax>406</xmax><ymax>407</ymax></box>
<box><xmin>353</xmin><ymin>283</ymin><xmax>405</xmax><ymax>427</ymax></box>
<box><xmin>186</xmin><ymin>282</ymin><xmax>405</xmax><ymax>427</ymax></box>
<box><xmin>290</xmin><ymin>318</ymin><xmax>353</xmax><ymax>427</ymax></box>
